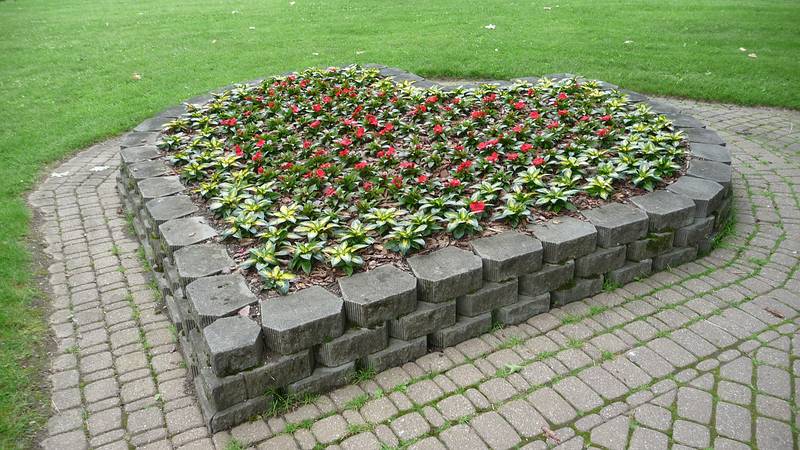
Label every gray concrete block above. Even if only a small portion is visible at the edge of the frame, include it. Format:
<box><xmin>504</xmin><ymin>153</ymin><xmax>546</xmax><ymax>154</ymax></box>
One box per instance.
<box><xmin>137</xmin><ymin>176</ymin><xmax>184</xmax><ymax>200</ymax></box>
<box><xmin>127</xmin><ymin>160</ymin><xmax>171</xmax><ymax>180</ymax></box>
<box><xmin>528</xmin><ymin>217</ymin><xmax>597</xmax><ymax>263</ymax></box>
<box><xmin>605</xmin><ymin>260</ymin><xmax>653</xmax><ymax>286</ymax></box>
<box><xmin>202</xmin><ymin>316</ymin><xmax>264</xmax><ymax>377</ymax></box>
<box><xmin>684</xmin><ymin>127</ymin><xmax>725</xmax><ymax>146</ymax></box>
<box><xmin>287</xmin><ymin>362</ymin><xmax>356</xmax><ymax>396</ymax></box>
<box><xmin>456</xmin><ymin>279</ymin><xmax>518</xmax><ymax>317</ymax></box>
<box><xmin>715</xmin><ymin>196</ymin><xmax>733</xmax><ymax>230</ymax></box>
<box><xmin>518</xmin><ymin>260</ymin><xmax>575</xmax><ymax>296</ymax></box>
<box><xmin>260</xmin><ymin>286</ymin><xmax>344</xmax><ymax>355</ymax></box>
<box><xmin>630</xmin><ymin>191</ymin><xmax>695</xmax><ymax>232</ymax></box>
<box><xmin>408</xmin><ymin>247</ymin><xmax>483</xmax><ymax>302</ymax></box>
<box><xmin>186</xmin><ymin>274</ymin><xmax>258</xmax><ymax>328</ymax></box>
<box><xmin>675</xmin><ymin>217</ymin><xmax>715</xmax><ymax>247</ymax></box>
<box><xmin>241</xmin><ymin>350</ymin><xmax>313</xmax><ymax>398</ymax></box>
<box><xmin>670</xmin><ymin>114</ymin><xmax>705</xmax><ymax>129</ymax></box>
<box><xmin>428</xmin><ymin>313</ymin><xmax>491</xmax><ymax>348</ymax></box>
<box><xmin>145</xmin><ymin>194</ymin><xmax>198</xmax><ymax>225</ymax></box>
<box><xmin>469</xmin><ymin>231</ymin><xmax>543</xmax><ymax>281</ymax></box>
<box><xmin>575</xmin><ymin>246</ymin><xmax>626</xmax><ymax>277</ymax></box>
<box><xmin>159</xmin><ymin>217</ymin><xmax>218</xmax><ymax>250</ymax></box>
<box><xmin>174</xmin><ymin>243</ymin><xmax>234</xmax><ymax>286</ymax></box>
<box><xmin>361</xmin><ymin>337</ymin><xmax>427</xmax><ymax>373</ymax></box>
<box><xmin>195</xmin><ymin>376</ymin><xmax>269</xmax><ymax>433</ymax></box>
<box><xmin>627</xmin><ymin>232</ymin><xmax>674</xmax><ymax>261</ymax></box>
<box><xmin>198</xmin><ymin>367</ymin><xmax>247</xmax><ymax>411</ymax></box>
<box><xmin>582</xmin><ymin>203</ymin><xmax>649</xmax><ymax>248</ymax></box>
<box><xmin>689</xmin><ymin>143</ymin><xmax>731</xmax><ymax>165</ymax></box>
<box><xmin>494</xmin><ymin>293</ymin><xmax>550</xmax><ymax>325</ymax></box>
<box><xmin>552</xmin><ymin>277</ymin><xmax>603</xmax><ymax>307</ymax></box>
<box><xmin>120</xmin><ymin>145</ymin><xmax>159</xmax><ymax>164</ymax></box>
<box><xmin>315</xmin><ymin>324</ymin><xmax>389</xmax><ymax>367</ymax></box>
<box><xmin>666</xmin><ymin>176</ymin><xmax>725</xmax><ymax>218</ymax></box>
<box><xmin>653</xmin><ymin>247</ymin><xmax>698</xmax><ymax>271</ymax></box>
<box><xmin>388</xmin><ymin>301</ymin><xmax>456</xmax><ymax>340</ymax></box>
<box><xmin>120</xmin><ymin>131</ymin><xmax>159</xmax><ymax>149</ymax></box>
<box><xmin>338</xmin><ymin>265</ymin><xmax>416</xmax><ymax>328</ymax></box>
<box><xmin>686</xmin><ymin>160</ymin><xmax>732</xmax><ymax>192</ymax></box>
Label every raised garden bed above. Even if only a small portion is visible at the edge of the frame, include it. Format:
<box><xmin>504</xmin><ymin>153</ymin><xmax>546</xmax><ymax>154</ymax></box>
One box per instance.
<box><xmin>117</xmin><ymin>65</ymin><xmax>733</xmax><ymax>431</ymax></box>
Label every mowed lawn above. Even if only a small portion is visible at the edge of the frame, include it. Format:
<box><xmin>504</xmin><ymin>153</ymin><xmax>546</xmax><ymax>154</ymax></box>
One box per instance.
<box><xmin>0</xmin><ymin>0</ymin><xmax>798</xmax><ymax>446</ymax></box>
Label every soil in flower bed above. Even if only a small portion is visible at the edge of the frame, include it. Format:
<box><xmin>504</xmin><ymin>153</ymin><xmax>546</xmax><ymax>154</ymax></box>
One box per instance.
<box><xmin>159</xmin><ymin>66</ymin><xmax>687</xmax><ymax>297</ymax></box>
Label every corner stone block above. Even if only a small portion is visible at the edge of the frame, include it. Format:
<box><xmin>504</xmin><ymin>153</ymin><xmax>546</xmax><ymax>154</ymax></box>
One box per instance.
<box><xmin>137</xmin><ymin>176</ymin><xmax>184</xmax><ymax>201</ymax></box>
<box><xmin>581</xmin><ymin>203</ymin><xmax>649</xmax><ymax>248</ymax></box>
<box><xmin>241</xmin><ymin>350</ymin><xmax>313</xmax><ymax>398</ymax></box>
<box><xmin>202</xmin><ymin>316</ymin><xmax>264</xmax><ymax>377</ymax></box>
<box><xmin>428</xmin><ymin>313</ymin><xmax>491</xmax><ymax>348</ymax></box>
<box><xmin>689</xmin><ymin>143</ymin><xmax>731</xmax><ymax>165</ymax></box>
<box><xmin>186</xmin><ymin>274</ymin><xmax>257</xmax><ymax>328</ymax></box>
<box><xmin>456</xmin><ymin>279</ymin><xmax>518</xmax><ymax>317</ymax></box>
<box><xmin>195</xmin><ymin>376</ymin><xmax>268</xmax><ymax>433</ymax></box>
<box><xmin>159</xmin><ymin>217</ymin><xmax>218</xmax><ymax>251</ymax></box>
<box><xmin>198</xmin><ymin>367</ymin><xmax>247</xmax><ymax>411</ymax></box>
<box><xmin>494</xmin><ymin>293</ymin><xmax>550</xmax><ymax>325</ymax></box>
<box><xmin>407</xmin><ymin>247</ymin><xmax>482</xmax><ymax>302</ymax></box>
<box><xmin>686</xmin><ymin>160</ymin><xmax>732</xmax><ymax>192</ymax></box>
<box><xmin>287</xmin><ymin>361</ymin><xmax>356</xmax><ymax>397</ymax></box>
<box><xmin>630</xmin><ymin>191</ymin><xmax>695</xmax><ymax>232</ymax></box>
<box><xmin>669</xmin><ymin>113</ymin><xmax>705</xmax><ymax>129</ymax></box>
<box><xmin>666</xmin><ymin>176</ymin><xmax>725</xmax><ymax>218</ymax></box>
<box><xmin>120</xmin><ymin>145</ymin><xmax>159</xmax><ymax>164</ymax></box>
<box><xmin>575</xmin><ymin>246</ymin><xmax>626</xmax><ymax>278</ymax></box>
<box><xmin>338</xmin><ymin>265</ymin><xmax>416</xmax><ymax>328</ymax></box>
<box><xmin>146</xmin><ymin>195</ymin><xmax>198</xmax><ymax>225</ymax></box>
<box><xmin>606</xmin><ymin>260</ymin><xmax>652</xmax><ymax>286</ymax></box>
<box><xmin>684</xmin><ymin>127</ymin><xmax>725</xmax><ymax>146</ymax></box>
<box><xmin>128</xmin><ymin>160</ymin><xmax>171</xmax><ymax>180</ymax></box>
<box><xmin>174</xmin><ymin>243</ymin><xmax>234</xmax><ymax>286</ymax></box>
<box><xmin>120</xmin><ymin>131</ymin><xmax>159</xmax><ymax>149</ymax></box>
<box><xmin>260</xmin><ymin>286</ymin><xmax>344</xmax><ymax>355</ymax></box>
<box><xmin>388</xmin><ymin>301</ymin><xmax>456</xmax><ymax>340</ymax></box>
<box><xmin>469</xmin><ymin>231</ymin><xmax>543</xmax><ymax>281</ymax></box>
<box><xmin>528</xmin><ymin>217</ymin><xmax>597</xmax><ymax>264</ymax></box>
<box><xmin>715</xmin><ymin>196</ymin><xmax>733</xmax><ymax>229</ymax></box>
<box><xmin>518</xmin><ymin>260</ymin><xmax>575</xmax><ymax>296</ymax></box>
<box><xmin>675</xmin><ymin>217</ymin><xmax>715</xmax><ymax>247</ymax></box>
<box><xmin>552</xmin><ymin>277</ymin><xmax>603</xmax><ymax>307</ymax></box>
<box><xmin>626</xmin><ymin>232</ymin><xmax>674</xmax><ymax>261</ymax></box>
<box><xmin>653</xmin><ymin>247</ymin><xmax>698</xmax><ymax>271</ymax></box>
<box><xmin>315</xmin><ymin>324</ymin><xmax>389</xmax><ymax>368</ymax></box>
<box><xmin>361</xmin><ymin>337</ymin><xmax>427</xmax><ymax>373</ymax></box>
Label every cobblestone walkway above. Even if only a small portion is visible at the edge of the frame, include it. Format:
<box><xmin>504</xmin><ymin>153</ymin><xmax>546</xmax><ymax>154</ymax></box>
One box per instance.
<box><xmin>32</xmin><ymin>99</ymin><xmax>800</xmax><ymax>450</ymax></box>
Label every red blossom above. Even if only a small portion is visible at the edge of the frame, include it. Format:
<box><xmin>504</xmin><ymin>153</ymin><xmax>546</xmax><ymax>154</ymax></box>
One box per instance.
<box><xmin>546</xmin><ymin>120</ymin><xmax>560</xmax><ymax>129</ymax></box>
<box><xmin>529</xmin><ymin>111</ymin><xmax>540</xmax><ymax>120</ymax></box>
<box><xmin>483</xmin><ymin>93</ymin><xmax>497</xmax><ymax>103</ymax></box>
<box><xmin>471</xmin><ymin>110</ymin><xmax>486</xmax><ymax>120</ymax></box>
<box><xmin>601</xmin><ymin>115</ymin><xmax>612</xmax><ymax>122</ymax></box>
<box><xmin>340</xmin><ymin>137</ymin><xmax>352</xmax><ymax>147</ymax></box>
<box><xmin>281</xmin><ymin>162</ymin><xmax>293</xmax><ymax>170</ymax></box>
<box><xmin>456</xmin><ymin>160</ymin><xmax>473</xmax><ymax>173</ymax></box>
<box><xmin>579</xmin><ymin>115</ymin><xmax>590</xmax><ymax>121</ymax></box>
<box><xmin>448</xmin><ymin>179</ymin><xmax>462</xmax><ymax>188</ymax></box>
<box><xmin>533</xmin><ymin>156</ymin><xmax>545</xmax><ymax>166</ymax></box>
<box><xmin>433</xmin><ymin>124</ymin><xmax>444</xmax><ymax>135</ymax></box>
<box><xmin>558</xmin><ymin>92</ymin><xmax>568</xmax><ymax>101</ymax></box>
<box><xmin>513</xmin><ymin>101</ymin><xmax>526</xmax><ymax>110</ymax></box>
<box><xmin>417</xmin><ymin>174</ymin><xmax>428</xmax><ymax>183</ymax></box>
<box><xmin>310</xmin><ymin>120</ymin><xmax>321</xmax><ymax>128</ymax></box>
<box><xmin>558</xmin><ymin>109</ymin><xmax>569</xmax><ymax>117</ymax></box>
<box><xmin>303</xmin><ymin>140</ymin><xmax>312</xmax><ymax>149</ymax></box>
<box><xmin>362</xmin><ymin>181</ymin><xmax>373</xmax><ymax>191</ymax></box>
<box><xmin>255</xmin><ymin>139</ymin><xmax>265</xmax><ymax>148</ymax></box>
<box><xmin>315</xmin><ymin>168</ymin><xmax>326</xmax><ymax>178</ymax></box>
<box><xmin>338</xmin><ymin>149</ymin><xmax>349</xmax><ymax>157</ymax></box>
<box><xmin>399</xmin><ymin>161</ymin><xmax>416</xmax><ymax>170</ymax></box>
<box><xmin>356</xmin><ymin>127</ymin><xmax>365</xmax><ymax>139</ymax></box>
<box><xmin>234</xmin><ymin>145</ymin><xmax>243</xmax><ymax>156</ymax></box>
<box><xmin>312</xmin><ymin>104</ymin><xmax>322</xmax><ymax>112</ymax></box>
<box><xmin>290</xmin><ymin>105</ymin><xmax>299</xmax><ymax>114</ymax></box>
<box><xmin>426</xmin><ymin>95</ymin><xmax>439</xmax><ymax>104</ymax></box>
<box><xmin>354</xmin><ymin>161</ymin><xmax>368</xmax><ymax>170</ymax></box>
<box><xmin>323</xmin><ymin>187</ymin><xmax>336</xmax><ymax>197</ymax></box>
<box><xmin>597</xmin><ymin>128</ymin><xmax>609</xmax><ymax>137</ymax></box>
<box><xmin>252</xmin><ymin>151</ymin><xmax>263</xmax><ymax>162</ymax></box>
<box><xmin>486</xmin><ymin>152</ymin><xmax>499</xmax><ymax>163</ymax></box>
<box><xmin>520</xmin><ymin>143</ymin><xmax>533</xmax><ymax>153</ymax></box>
<box><xmin>392</xmin><ymin>176</ymin><xmax>403</xmax><ymax>188</ymax></box>
<box><xmin>512</xmin><ymin>124</ymin><xmax>524</xmax><ymax>133</ymax></box>
<box><xmin>506</xmin><ymin>152</ymin><xmax>519</xmax><ymax>161</ymax></box>
<box><xmin>220</xmin><ymin>118</ymin><xmax>237</xmax><ymax>127</ymax></box>
<box><xmin>257</xmin><ymin>166</ymin><xmax>264</xmax><ymax>174</ymax></box>
<box><xmin>469</xmin><ymin>201</ymin><xmax>486</xmax><ymax>214</ymax></box>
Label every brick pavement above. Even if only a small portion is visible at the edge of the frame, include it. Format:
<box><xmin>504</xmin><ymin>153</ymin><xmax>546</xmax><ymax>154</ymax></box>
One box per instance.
<box><xmin>31</xmin><ymin>99</ymin><xmax>800</xmax><ymax>449</ymax></box>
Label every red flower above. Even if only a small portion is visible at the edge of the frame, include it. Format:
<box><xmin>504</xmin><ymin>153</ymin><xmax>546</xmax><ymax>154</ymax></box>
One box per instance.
<box><xmin>255</xmin><ymin>139</ymin><xmax>265</xmax><ymax>148</ymax></box>
<box><xmin>546</xmin><ymin>120</ymin><xmax>560</xmax><ymax>129</ymax></box>
<box><xmin>520</xmin><ymin>143</ymin><xmax>533</xmax><ymax>153</ymax></box>
<box><xmin>252</xmin><ymin>151</ymin><xmax>263</xmax><ymax>162</ymax></box>
<box><xmin>356</xmin><ymin>127</ymin><xmax>365</xmax><ymax>139</ymax></box>
<box><xmin>486</xmin><ymin>152</ymin><xmax>499</xmax><ymax>163</ymax></box>
<box><xmin>354</xmin><ymin>161</ymin><xmax>368</xmax><ymax>170</ymax></box>
<box><xmin>234</xmin><ymin>145</ymin><xmax>243</xmax><ymax>157</ymax></box>
<box><xmin>399</xmin><ymin>161</ymin><xmax>416</xmax><ymax>170</ymax></box>
<box><xmin>506</xmin><ymin>152</ymin><xmax>519</xmax><ymax>161</ymax></box>
<box><xmin>392</xmin><ymin>176</ymin><xmax>403</xmax><ymax>188</ymax></box>
<box><xmin>533</xmin><ymin>156</ymin><xmax>545</xmax><ymax>166</ymax></box>
<box><xmin>315</xmin><ymin>168</ymin><xmax>326</xmax><ymax>178</ymax></box>
<box><xmin>310</xmin><ymin>120</ymin><xmax>321</xmax><ymax>128</ymax></box>
<box><xmin>417</xmin><ymin>174</ymin><xmax>428</xmax><ymax>183</ymax></box>
<box><xmin>448</xmin><ymin>179</ymin><xmax>462</xmax><ymax>188</ymax></box>
<box><xmin>281</xmin><ymin>162</ymin><xmax>293</xmax><ymax>170</ymax></box>
<box><xmin>601</xmin><ymin>115</ymin><xmax>612</xmax><ymax>122</ymax></box>
<box><xmin>323</xmin><ymin>187</ymin><xmax>336</xmax><ymax>197</ymax></box>
<box><xmin>340</xmin><ymin>137</ymin><xmax>352</xmax><ymax>147</ymax></box>
<box><xmin>362</xmin><ymin>181</ymin><xmax>373</xmax><ymax>191</ymax></box>
<box><xmin>596</xmin><ymin>128</ymin><xmax>609</xmax><ymax>137</ymax></box>
<box><xmin>314</xmin><ymin>149</ymin><xmax>328</xmax><ymax>157</ymax></box>
<box><xmin>513</xmin><ymin>101</ymin><xmax>526</xmax><ymax>110</ymax></box>
<box><xmin>557</xmin><ymin>92</ymin><xmax>568</xmax><ymax>101</ymax></box>
<box><xmin>426</xmin><ymin>95</ymin><xmax>439</xmax><ymax>104</ymax></box>
<box><xmin>312</xmin><ymin>104</ymin><xmax>322</xmax><ymax>112</ymax></box>
<box><xmin>338</xmin><ymin>149</ymin><xmax>349</xmax><ymax>157</ymax></box>
<box><xmin>579</xmin><ymin>115</ymin><xmax>590</xmax><ymax>122</ymax></box>
<box><xmin>512</xmin><ymin>124</ymin><xmax>524</xmax><ymax>133</ymax></box>
<box><xmin>322</xmin><ymin>96</ymin><xmax>332</xmax><ymax>104</ymax></box>
<box><xmin>366</xmin><ymin>115</ymin><xmax>379</xmax><ymax>126</ymax></box>
<box><xmin>471</xmin><ymin>110</ymin><xmax>486</xmax><ymax>120</ymax></box>
<box><xmin>558</xmin><ymin>109</ymin><xmax>569</xmax><ymax>117</ymax></box>
<box><xmin>319</xmin><ymin>162</ymin><xmax>332</xmax><ymax>170</ymax></box>
<box><xmin>529</xmin><ymin>111</ymin><xmax>540</xmax><ymax>120</ymax></box>
<box><xmin>469</xmin><ymin>201</ymin><xmax>486</xmax><ymax>214</ymax></box>
<box><xmin>257</xmin><ymin>166</ymin><xmax>264</xmax><ymax>174</ymax></box>
<box><xmin>433</xmin><ymin>124</ymin><xmax>444</xmax><ymax>135</ymax></box>
<box><xmin>456</xmin><ymin>160</ymin><xmax>473</xmax><ymax>173</ymax></box>
<box><xmin>303</xmin><ymin>140</ymin><xmax>312</xmax><ymax>149</ymax></box>
<box><xmin>220</xmin><ymin>118</ymin><xmax>237</xmax><ymax>126</ymax></box>
<box><xmin>483</xmin><ymin>93</ymin><xmax>497</xmax><ymax>103</ymax></box>
<box><xmin>290</xmin><ymin>105</ymin><xmax>299</xmax><ymax>114</ymax></box>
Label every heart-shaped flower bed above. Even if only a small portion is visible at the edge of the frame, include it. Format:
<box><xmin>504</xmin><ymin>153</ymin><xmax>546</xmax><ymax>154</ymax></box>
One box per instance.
<box><xmin>159</xmin><ymin>66</ymin><xmax>686</xmax><ymax>294</ymax></box>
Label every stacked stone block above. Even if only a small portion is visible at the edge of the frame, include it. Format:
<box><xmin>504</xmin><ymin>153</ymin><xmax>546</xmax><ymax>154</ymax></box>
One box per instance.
<box><xmin>115</xmin><ymin>68</ymin><xmax>734</xmax><ymax>432</ymax></box>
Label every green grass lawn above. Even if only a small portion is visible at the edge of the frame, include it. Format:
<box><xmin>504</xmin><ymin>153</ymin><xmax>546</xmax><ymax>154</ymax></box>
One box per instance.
<box><xmin>0</xmin><ymin>0</ymin><xmax>798</xmax><ymax>446</ymax></box>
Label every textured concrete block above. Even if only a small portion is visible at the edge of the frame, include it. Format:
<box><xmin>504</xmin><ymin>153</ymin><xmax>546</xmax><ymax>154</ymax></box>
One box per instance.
<box><xmin>606</xmin><ymin>260</ymin><xmax>653</xmax><ymax>286</ymax></box>
<box><xmin>408</xmin><ymin>247</ymin><xmax>483</xmax><ymax>302</ymax></box>
<box><xmin>630</xmin><ymin>191</ymin><xmax>695</xmax><ymax>232</ymax></box>
<box><xmin>715</xmin><ymin>196</ymin><xmax>733</xmax><ymax>229</ymax></box>
<box><xmin>389</xmin><ymin>301</ymin><xmax>456</xmax><ymax>340</ymax></box>
<box><xmin>518</xmin><ymin>260</ymin><xmax>575</xmax><ymax>296</ymax></box>
<box><xmin>528</xmin><ymin>217</ymin><xmax>597</xmax><ymax>263</ymax></box>
<box><xmin>470</xmin><ymin>231</ymin><xmax>543</xmax><ymax>281</ymax></box>
<box><xmin>315</xmin><ymin>324</ymin><xmax>389</xmax><ymax>367</ymax></box>
<box><xmin>686</xmin><ymin>160</ymin><xmax>732</xmax><ymax>192</ymax></box>
<box><xmin>627</xmin><ymin>232</ymin><xmax>674</xmax><ymax>261</ymax></box>
<box><xmin>127</xmin><ymin>160</ymin><xmax>171</xmax><ymax>180</ymax></box>
<box><xmin>685</xmin><ymin>127</ymin><xmax>725</xmax><ymax>146</ymax></box>
<box><xmin>582</xmin><ymin>203</ymin><xmax>649</xmax><ymax>248</ymax></box>
<box><xmin>120</xmin><ymin>145</ymin><xmax>159</xmax><ymax>164</ymax></box>
<box><xmin>198</xmin><ymin>368</ymin><xmax>247</xmax><ymax>411</ymax></box>
<box><xmin>120</xmin><ymin>131</ymin><xmax>159</xmax><ymax>149</ymax></box>
<box><xmin>689</xmin><ymin>143</ymin><xmax>731</xmax><ymax>165</ymax></box>
<box><xmin>202</xmin><ymin>316</ymin><xmax>264</xmax><ymax>377</ymax></box>
<box><xmin>260</xmin><ymin>286</ymin><xmax>344</xmax><ymax>355</ymax></box>
<box><xmin>186</xmin><ymin>274</ymin><xmax>257</xmax><ymax>328</ymax></box>
<box><xmin>653</xmin><ymin>247</ymin><xmax>698</xmax><ymax>271</ymax></box>
<box><xmin>174</xmin><ymin>243</ymin><xmax>234</xmax><ymax>286</ymax></box>
<box><xmin>287</xmin><ymin>362</ymin><xmax>356</xmax><ymax>396</ymax></box>
<box><xmin>146</xmin><ymin>195</ymin><xmax>198</xmax><ymax>225</ymax></box>
<box><xmin>338</xmin><ymin>265</ymin><xmax>416</xmax><ymax>327</ymax></box>
<box><xmin>428</xmin><ymin>313</ymin><xmax>491</xmax><ymax>348</ymax></box>
<box><xmin>195</xmin><ymin>376</ymin><xmax>269</xmax><ymax>433</ymax></box>
<box><xmin>241</xmin><ymin>350</ymin><xmax>313</xmax><ymax>397</ymax></box>
<box><xmin>575</xmin><ymin>246</ymin><xmax>626</xmax><ymax>277</ymax></box>
<box><xmin>675</xmin><ymin>217</ymin><xmax>714</xmax><ymax>247</ymax></box>
<box><xmin>494</xmin><ymin>293</ymin><xmax>550</xmax><ymax>325</ymax></box>
<box><xmin>361</xmin><ymin>337</ymin><xmax>427</xmax><ymax>373</ymax></box>
<box><xmin>456</xmin><ymin>279</ymin><xmax>518</xmax><ymax>317</ymax></box>
<box><xmin>666</xmin><ymin>176</ymin><xmax>725</xmax><ymax>218</ymax></box>
<box><xmin>670</xmin><ymin>113</ymin><xmax>705</xmax><ymax>129</ymax></box>
<box><xmin>552</xmin><ymin>277</ymin><xmax>603</xmax><ymax>307</ymax></box>
<box><xmin>159</xmin><ymin>217</ymin><xmax>218</xmax><ymax>250</ymax></box>
<box><xmin>137</xmin><ymin>176</ymin><xmax>184</xmax><ymax>200</ymax></box>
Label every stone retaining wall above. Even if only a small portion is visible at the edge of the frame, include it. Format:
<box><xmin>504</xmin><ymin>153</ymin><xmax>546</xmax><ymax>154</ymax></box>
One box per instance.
<box><xmin>116</xmin><ymin>66</ymin><xmax>733</xmax><ymax>432</ymax></box>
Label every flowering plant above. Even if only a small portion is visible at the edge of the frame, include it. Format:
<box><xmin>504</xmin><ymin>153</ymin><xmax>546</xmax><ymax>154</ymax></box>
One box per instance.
<box><xmin>160</xmin><ymin>66</ymin><xmax>685</xmax><ymax>294</ymax></box>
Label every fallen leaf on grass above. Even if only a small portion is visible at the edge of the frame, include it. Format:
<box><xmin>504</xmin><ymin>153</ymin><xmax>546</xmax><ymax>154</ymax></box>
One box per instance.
<box><xmin>484</xmin><ymin>24</ymin><xmax>496</xmax><ymax>30</ymax></box>
<box><xmin>748</xmin><ymin>53</ymin><xmax>757</xmax><ymax>58</ymax></box>
<box><xmin>739</xmin><ymin>47</ymin><xmax>747</xmax><ymax>52</ymax></box>
<box><xmin>131</xmin><ymin>72</ymin><xmax>142</xmax><ymax>81</ymax></box>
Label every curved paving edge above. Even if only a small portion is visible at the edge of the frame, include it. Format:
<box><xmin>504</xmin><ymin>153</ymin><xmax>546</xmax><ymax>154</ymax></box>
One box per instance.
<box><xmin>116</xmin><ymin>66</ymin><xmax>735</xmax><ymax>432</ymax></box>
<box><xmin>31</xmin><ymin>83</ymin><xmax>800</xmax><ymax>450</ymax></box>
